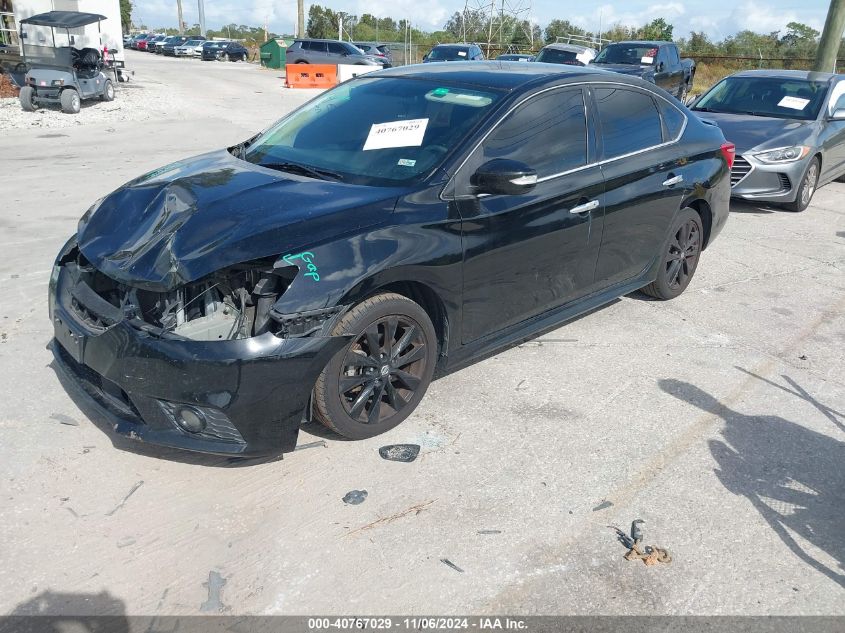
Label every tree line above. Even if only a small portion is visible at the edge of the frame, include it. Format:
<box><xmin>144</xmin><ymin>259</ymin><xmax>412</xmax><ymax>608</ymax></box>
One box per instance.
<box><xmin>132</xmin><ymin>2</ymin><xmax>838</xmax><ymax>60</ymax></box>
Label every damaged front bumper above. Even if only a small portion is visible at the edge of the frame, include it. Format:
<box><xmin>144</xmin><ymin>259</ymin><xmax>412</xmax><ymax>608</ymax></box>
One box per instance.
<box><xmin>49</xmin><ymin>253</ymin><xmax>349</xmax><ymax>457</ymax></box>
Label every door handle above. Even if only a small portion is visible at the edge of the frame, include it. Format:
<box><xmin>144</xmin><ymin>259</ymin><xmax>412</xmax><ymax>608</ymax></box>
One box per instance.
<box><xmin>663</xmin><ymin>175</ymin><xmax>684</xmax><ymax>187</ymax></box>
<box><xmin>569</xmin><ymin>200</ymin><xmax>600</xmax><ymax>215</ymax></box>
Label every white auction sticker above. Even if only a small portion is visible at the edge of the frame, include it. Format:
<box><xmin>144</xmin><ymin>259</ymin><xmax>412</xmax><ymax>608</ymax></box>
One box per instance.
<box><xmin>458</xmin><ymin>50</ymin><xmax>467</xmax><ymax>57</ymax></box>
<box><xmin>778</xmin><ymin>96</ymin><xmax>810</xmax><ymax>110</ymax></box>
<box><xmin>641</xmin><ymin>56</ymin><xmax>654</xmax><ymax>64</ymax></box>
<box><xmin>363</xmin><ymin>118</ymin><xmax>429</xmax><ymax>151</ymax></box>
<box><xmin>397</xmin><ymin>158</ymin><xmax>417</xmax><ymax>167</ymax></box>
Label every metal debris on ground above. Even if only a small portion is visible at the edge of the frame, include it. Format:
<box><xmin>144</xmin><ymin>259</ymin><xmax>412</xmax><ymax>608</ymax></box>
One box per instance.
<box><xmin>440</xmin><ymin>558</ymin><xmax>464</xmax><ymax>573</ymax></box>
<box><xmin>342</xmin><ymin>490</ymin><xmax>368</xmax><ymax>505</ymax></box>
<box><xmin>477</xmin><ymin>529</ymin><xmax>502</xmax><ymax>535</ymax></box>
<box><xmin>378</xmin><ymin>444</ymin><xmax>421</xmax><ymax>462</ymax></box>
<box><xmin>610</xmin><ymin>519</ymin><xmax>672</xmax><ymax>566</ymax></box>
<box><xmin>200</xmin><ymin>570</ymin><xmax>227</xmax><ymax>612</ymax></box>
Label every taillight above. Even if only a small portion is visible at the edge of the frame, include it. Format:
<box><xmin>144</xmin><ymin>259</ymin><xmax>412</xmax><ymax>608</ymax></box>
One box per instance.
<box><xmin>721</xmin><ymin>142</ymin><xmax>736</xmax><ymax>170</ymax></box>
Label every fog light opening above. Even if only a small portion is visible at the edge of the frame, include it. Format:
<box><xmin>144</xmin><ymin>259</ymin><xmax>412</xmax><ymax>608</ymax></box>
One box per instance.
<box><xmin>176</xmin><ymin>407</ymin><xmax>207</xmax><ymax>434</ymax></box>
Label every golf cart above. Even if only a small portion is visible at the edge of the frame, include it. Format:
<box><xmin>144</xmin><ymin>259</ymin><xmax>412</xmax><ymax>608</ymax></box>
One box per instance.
<box><xmin>18</xmin><ymin>11</ymin><xmax>117</xmax><ymax>114</ymax></box>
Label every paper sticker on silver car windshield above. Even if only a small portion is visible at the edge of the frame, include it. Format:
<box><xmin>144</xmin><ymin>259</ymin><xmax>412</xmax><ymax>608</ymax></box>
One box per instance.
<box><xmin>778</xmin><ymin>96</ymin><xmax>810</xmax><ymax>110</ymax></box>
<box><xmin>363</xmin><ymin>118</ymin><xmax>429</xmax><ymax>151</ymax></box>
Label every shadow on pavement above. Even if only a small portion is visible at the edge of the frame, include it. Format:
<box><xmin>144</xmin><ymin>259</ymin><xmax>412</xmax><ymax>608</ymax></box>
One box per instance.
<box><xmin>659</xmin><ymin>377</ymin><xmax>845</xmax><ymax>589</ymax></box>
<box><xmin>6</xmin><ymin>590</ymin><xmax>128</xmax><ymax>632</ymax></box>
<box><xmin>729</xmin><ymin>201</ymin><xmax>779</xmax><ymax>214</ymax></box>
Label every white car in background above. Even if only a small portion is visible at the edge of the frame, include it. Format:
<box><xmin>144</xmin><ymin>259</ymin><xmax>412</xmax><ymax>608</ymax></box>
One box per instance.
<box><xmin>175</xmin><ymin>39</ymin><xmax>205</xmax><ymax>57</ymax></box>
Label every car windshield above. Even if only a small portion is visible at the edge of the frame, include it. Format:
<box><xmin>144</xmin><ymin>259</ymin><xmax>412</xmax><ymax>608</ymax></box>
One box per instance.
<box><xmin>535</xmin><ymin>48</ymin><xmax>580</xmax><ymax>64</ymax></box>
<box><xmin>693</xmin><ymin>76</ymin><xmax>829</xmax><ymax>121</ymax></box>
<box><xmin>428</xmin><ymin>46</ymin><xmax>470</xmax><ymax>61</ymax></box>
<box><xmin>185</xmin><ymin>40</ymin><xmax>201</xmax><ymax>46</ymax></box>
<box><xmin>243</xmin><ymin>77</ymin><xmax>502</xmax><ymax>186</ymax></box>
<box><xmin>594</xmin><ymin>44</ymin><xmax>658</xmax><ymax>65</ymax></box>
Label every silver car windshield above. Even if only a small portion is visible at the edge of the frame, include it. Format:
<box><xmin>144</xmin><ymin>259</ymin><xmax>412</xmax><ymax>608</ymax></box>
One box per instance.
<box><xmin>695</xmin><ymin>76</ymin><xmax>829</xmax><ymax>121</ymax></box>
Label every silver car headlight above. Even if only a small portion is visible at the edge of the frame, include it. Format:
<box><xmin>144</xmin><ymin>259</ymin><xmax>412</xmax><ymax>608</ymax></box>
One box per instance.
<box><xmin>753</xmin><ymin>146</ymin><xmax>811</xmax><ymax>164</ymax></box>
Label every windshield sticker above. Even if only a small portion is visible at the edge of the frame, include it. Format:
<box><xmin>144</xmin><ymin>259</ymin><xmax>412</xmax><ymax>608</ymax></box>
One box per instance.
<box><xmin>282</xmin><ymin>251</ymin><xmax>320</xmax><ymax>281</ymax></box>
<box><xmin>458</xmin><ymin>50</ymin><xmax>467</xmax><ymax>57</ymax></box>
<box><xmin>363</xmin><ymin>118</ymin><xmax>429</xmax><ymax>151</ymax></box>
<box><xmin>778</xmin><ymin>96</ymin><xmax>810</xmax><ymax>110</ymax></box>
<box><xmin>397</xmin><ymin>159</ymin><xmax>417</xmax><ymax>167</ymax></box>
<box><xmin>641</xmin><ymin>55</ymin><xmax>654</xmax><ymax>64</ymax></box>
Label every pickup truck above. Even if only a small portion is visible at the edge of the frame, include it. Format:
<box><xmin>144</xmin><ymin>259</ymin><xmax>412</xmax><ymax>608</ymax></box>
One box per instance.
<box><xmin>590</xmin><ymin>41</ymin><xmax>695</xmax><ymax>102</ymax></box>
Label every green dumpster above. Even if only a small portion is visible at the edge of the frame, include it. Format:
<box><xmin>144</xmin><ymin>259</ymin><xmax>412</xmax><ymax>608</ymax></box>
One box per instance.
<box><xmin>260</xmin><ymin>38</ymin><xmax>292</xmax><ymax>69</ymax></box>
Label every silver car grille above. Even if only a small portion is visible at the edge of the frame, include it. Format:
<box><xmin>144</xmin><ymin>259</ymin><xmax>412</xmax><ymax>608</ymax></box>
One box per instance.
<box><xmin>731</xmin><ymin>156</ymin><xmax>753</xmax><ymax>187</ymax></box>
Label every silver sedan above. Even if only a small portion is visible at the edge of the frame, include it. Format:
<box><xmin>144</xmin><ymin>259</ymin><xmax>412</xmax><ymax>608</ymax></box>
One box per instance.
<box><xmin>691</xmin><ymin>69</ymin><xmax>845</xmax><ymax>211</ymax></box>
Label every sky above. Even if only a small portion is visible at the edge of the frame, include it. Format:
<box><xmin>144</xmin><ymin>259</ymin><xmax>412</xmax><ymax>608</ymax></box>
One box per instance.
<box><xmin>133</xmin><ymin>0</ymin><xmax>830</xmax><ymax>41</ymax></box>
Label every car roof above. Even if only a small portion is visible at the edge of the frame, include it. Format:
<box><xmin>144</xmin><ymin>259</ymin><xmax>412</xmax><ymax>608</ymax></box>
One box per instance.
<box><xmin>296</xmin><ymin>38</ymin><xmax>354</xmax><ymax>43</ymax></box>
<box><xmin>433</xmin><ymin>43</ymin><xmax>474</xmax><ymax>48</ymax></box>
<box><xmin>729</xmin><ymin>68</ymin><xmax>839</xmax><ymax>82</ymax></box>
<box><xmin>541</xmin><ymin>43</ymin><xmax>593</xmax><ymax>53</ymax></box>
<box><xmin>377</xmin><ymin>60</ymin><xmax>622</xmax><ymax>91</ymax></box>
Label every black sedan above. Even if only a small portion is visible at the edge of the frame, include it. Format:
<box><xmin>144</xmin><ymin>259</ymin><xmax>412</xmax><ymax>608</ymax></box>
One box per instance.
<box><xmin>201</xmin><ymin>41</ymin><xmax>248</xmax><ymax>61</ymax></box>
<box><xmin>49</xmin><ymin>63</ymin><xmax>732</xmax><ymax>457</ymax></box>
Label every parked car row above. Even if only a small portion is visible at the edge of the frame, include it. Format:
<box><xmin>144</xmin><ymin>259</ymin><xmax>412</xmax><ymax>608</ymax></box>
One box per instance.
<box><xmin>125</xmin><ymin>33</ymin><xmax>249</xmax><ymax>61</ymax></box>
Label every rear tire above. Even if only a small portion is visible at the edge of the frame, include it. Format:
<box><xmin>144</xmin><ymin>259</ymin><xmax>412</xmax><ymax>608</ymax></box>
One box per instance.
<box><xmin>60</xmin><ymin>89</ymin><xmax>81</xmax><ymax>114</ymax></box>
<box><xmin>641</xmin><ymin>207</ymin><xmax>703</xmax><ymax>300</ymax></box>
<box><xmin>783</xmin><ymin>157</ymin><xmax>819</xmax><ymax>212</ymax></box>
<box><xmin>100</xmin><ymin>79</ymin><xmax>115</xmax><ymax>101</ymax></box>
<box><xmin>314</xmin><ymin>292</ymin><xmax>437</xmax><ymax>440</ymax></box>
<box><xmin>19</xmin><ymin>86</ymin><xmax>37</xmax><ymax>112</ymax></box>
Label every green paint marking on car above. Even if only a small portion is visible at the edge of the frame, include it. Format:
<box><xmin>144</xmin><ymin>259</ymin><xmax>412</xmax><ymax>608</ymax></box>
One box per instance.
<box><xmin>283</xmin><ymin>251</ymin><xmax>320</xmax><ymax>281</ymax></box>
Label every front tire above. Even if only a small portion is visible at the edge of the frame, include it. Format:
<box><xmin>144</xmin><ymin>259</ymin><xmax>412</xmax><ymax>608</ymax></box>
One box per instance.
<box><xmin>784</xmin><ymin>157</ymin><xmax>819</xmax><ymax>212</ymax></box>
<box><xmin>60</xmin><ymin>89</ymin><xmax>81</xmax><ymax>114</ymax></box>
<box><xmin>19</xmin><ymin>85</ymin><xmax>37</xmax><ymax>111</ymax></box>
<box><xmin>642</xmin><ymin>207</ymin><xmax>703</xmax><ymax>300</ymax></box>
<box><xmin>100</xmin><ymin>79</ymin><xmax>115</xmax><ymax>101</ymax></box>
<box><xmin>314</xmin><ymin>292</ymin><xmax>437</xmax><ymax>440</ymax></box>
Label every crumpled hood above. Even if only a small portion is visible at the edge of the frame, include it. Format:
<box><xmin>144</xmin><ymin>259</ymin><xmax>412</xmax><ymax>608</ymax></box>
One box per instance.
<box><xmin>77</xmin><ymin>150</ymin><xmax>404</xmax><ymax>292</ymax></box>
<box><xmin>589</xmin><ymin>63</ymin><xmax>650</xmax><ymax>76</ymax></box>
<box><xmin>693</xmin><ymin>112</ymin><xmax>818</xmax><ymax>154</ymax></box>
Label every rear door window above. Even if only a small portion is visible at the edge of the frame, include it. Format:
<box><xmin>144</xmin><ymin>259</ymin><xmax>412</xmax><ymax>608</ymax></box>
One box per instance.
<box><xmin>328</xmin><ymin>42</ymin><xmax>347</xmax><ymax>55</ymax></box>
<box><xmin>594</xmin><ymin>87</ymin><xmax>663</xmax><ymax>159</ymax></box>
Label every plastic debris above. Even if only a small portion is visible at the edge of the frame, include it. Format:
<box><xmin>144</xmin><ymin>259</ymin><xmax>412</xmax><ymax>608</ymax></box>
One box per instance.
<box><xmin>200</xmin><ymin>571</ymin><xmax>227</xmax><ymax>612</ymax></box>
<box><xmin>477</xmin><ymin>529</ymin><xmax>502</xmax><ymax>535</ymax></box>
<box><xmin>342</xmin><ymin>490</ymin><xmax>368</xmax><ymax>505</ymax></box>
<box><xmin>378</xmin><ymin>444</ymin><xmax>421</xmax><ymax>462</ymax></box>
<box><xmin>593</xmin><ymin>500</ymin><xmax>613</xmax><ymax>512</ymax></box>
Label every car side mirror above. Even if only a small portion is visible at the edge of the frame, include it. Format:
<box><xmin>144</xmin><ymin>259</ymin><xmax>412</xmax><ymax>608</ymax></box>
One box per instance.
<box><xmin>69</xmin><ymin>35</ymin><xmax>75</xmax><ymax>45</ymax></box>
<box><xmin>656</xmin><ymin>61</ymin><xmax>664</xmax><ymax>72</ymax></box>
<box><xmin>831</xmin><ymin>108</ymin><xmax>845</xmax><ymax>120</ymax></box>
<box><xmin>472</xmin><ymin>159</ymin><xmax>538</xmax><ymax>196</ymax></box>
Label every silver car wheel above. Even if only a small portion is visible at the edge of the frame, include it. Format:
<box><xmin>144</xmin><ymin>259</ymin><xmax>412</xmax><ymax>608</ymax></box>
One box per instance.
<box><xmin>802</xmin><ymin>162</ymin><xmax>818</xmax><ymax>206</ymax></box>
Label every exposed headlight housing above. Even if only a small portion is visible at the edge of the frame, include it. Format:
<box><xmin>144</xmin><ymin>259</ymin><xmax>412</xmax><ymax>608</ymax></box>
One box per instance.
<box><xmin>753</xmin><ymin>146</ymin><xmax>811</xmax><ymax>164</ymax></box>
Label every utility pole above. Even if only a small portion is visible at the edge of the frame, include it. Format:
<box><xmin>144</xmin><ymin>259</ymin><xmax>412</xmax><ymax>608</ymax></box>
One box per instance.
<box><xmin>815</xmin><ymin>0</ymin><xmax>845</xmax><ymax>72</ymax></box>
<box><xmin>176</xmin><ymin>0</ymin><xmax>184</xmax><ymax>34</ymax></box>
<box><xmin>197</xmin><ymin>0</ymin><xmax>206</xmax><ymax>37</ymax></box>
<box><xmin>297</xmin><ymin>0</ymin><xmax>305</xmax><ymax>38</ymax></box>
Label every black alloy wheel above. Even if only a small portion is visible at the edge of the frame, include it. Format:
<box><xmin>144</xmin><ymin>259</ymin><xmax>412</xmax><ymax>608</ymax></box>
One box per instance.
<box><xmin>314</xmin><ymin>292</ymin><xmax>437</xmax><ymax>440</ymax></box>
<box><xmin>642</xmin><ymin>207</ymin><xmax>703</xmax><ymax>300</ymax></box>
